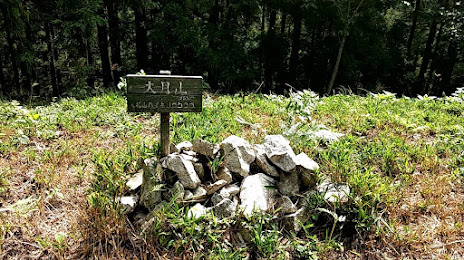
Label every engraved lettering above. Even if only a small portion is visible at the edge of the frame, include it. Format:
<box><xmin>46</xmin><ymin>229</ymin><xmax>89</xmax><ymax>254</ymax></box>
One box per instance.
<box><xmin>145</xmin><ymin>81</ymin><xmax>156</xmax><ymax>94</ymax></box>
<box><xmin>161</xmin><ymin>81</ymin><xmax>170</xmax><ymax>94</ymax></box>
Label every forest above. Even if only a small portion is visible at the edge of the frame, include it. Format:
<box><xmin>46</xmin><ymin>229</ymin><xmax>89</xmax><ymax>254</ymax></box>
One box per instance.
<box><xmin>0</xmin><ymin>0</ymin><xmax>463</xmax><ymax>98</ymax></box>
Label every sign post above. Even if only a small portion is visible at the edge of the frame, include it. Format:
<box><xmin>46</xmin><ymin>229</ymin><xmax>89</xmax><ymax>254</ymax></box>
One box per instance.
<box><xmin>126</xmin><ymin>71</ymin><xmax>203</xmax><ymax>157</ymax></box>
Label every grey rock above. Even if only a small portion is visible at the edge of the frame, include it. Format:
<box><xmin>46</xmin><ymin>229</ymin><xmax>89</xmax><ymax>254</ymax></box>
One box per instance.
<box><xmin>143</xmin><ymin>157</ymin><xmax>162</xmax><ymax>182</ymax></box>
<box><xmin>140</xmin><ymin>159</ymin><xmax>163</xmax><ymax>209</ymax></box>
<box><xmin>192</xmin><ymin>139</ymin><xmax>219</xmax><ymax>158</ymax></box>
<box><xmin>277</xmin><ymin>196</ymin><xmax>298</xmax><ymax>214</ymax></box>
<box><xmin>211</xmin><ymin>193</ymin><xmax>226</xmax><ymax>206</ymax></box>
<box><xmin>278</xmin><ymin>171</ymin><xmax>300</xmax><ymax>196</ymax></box>
<box><xmin>214</xmin><ymin>198</ymin><xmax>236</xmax><ymax>218</ymax></box>
<box><xmin>193</xmin><ymin>163</ymin><xmax>205</xmax><ymax>179</ymax></box>
<box><xmin>282</xmin><ymin>207</ymin><xmax>310</xmax><ymax>232</ymax></box>
<box><xmin>263</xmin><ymin>135</ymin><xmax>297</xmax><ymax>172</ymax></box>
<box><xmin>166</xmin><ymin>181</ymin><xmax>185</xmax><ymax>203</ymax></box>
<box><xmin>187</xmin><ymin>203</ymin><xmax>210</xmax><ymax>219</ymax></box>
<box><xmin>220</xmin><ymin>135</ymin><xmax>256</xmax><ymax>177</ymax></box>
<box><xmin>184</xmin><ymin>190</ymin><xmax>194</xmax><ymax>201</ymax></box>
<box><xmin>294</xmin><ymin>153</ymin><xmax>319</xmax><ymax>188</ymax></box>
<box><xmin>219</xmin><ymin>184</ymin><xmax>240</xmax><ymax>199</ymax></box>
<box><xmin>205</xmin><ymin>179</ymin><xmax>228</xmax><ymax>195</ymax></box>
<box><xmin>162</xmin><ymin>154</ymin><xmax>201</xmax><ymax>189</ymax></box>
<box><xmin>215</xmin><ymin>167</ymin><xmax>233</xmax><ymax>184</ymax></box>
<box><xmin>192</xmin><ymin>186</ymin><xmax>207</xmax><ymax>201</ymax></box>
<box><xmin>317</xmin><ymin>182</ymin><xmax>350</xmax><ymax>204</ymax></box>
<box><xmin>126</xmin><ymin>170</ymin><xmax>143</xmax><ymax>190</ymax></box>
<box><xmin>176</xmin><ymin>141</ymin><xmax>193</xmax><ymax>152</ymax></box>
<box><xmin>170</xmin><ymin>143</ymin><xmax>180</xmax><ymax>154</ymax></box>
<box><xmin>240</xmin><ymin>173</ymin><xmax>278</xmax><ymax>216</ymax></box>
<box><xmin>253</xmin><ymin>144</ymin><xmax>279</xmax><ymax>177</ymax></box>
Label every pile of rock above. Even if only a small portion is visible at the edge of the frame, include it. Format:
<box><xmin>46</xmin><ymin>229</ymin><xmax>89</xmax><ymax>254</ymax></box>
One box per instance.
<box><xmin>122</xmin><ymin>134</ymin><xmax>350</xmax><ymax>232</ymax></box>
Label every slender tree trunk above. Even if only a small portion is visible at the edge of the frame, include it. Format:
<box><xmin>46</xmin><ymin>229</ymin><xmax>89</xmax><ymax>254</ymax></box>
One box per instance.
<box><xmin>326</xmin><ymin>24</ymin><xmax>348</xmax><ymax>95</ymax></box>
<box><xmin>263</xmin><ymin>9</ymin><xmax>277</xmax><ymax>92</ymax></box>
<box><xmin>207</xmin><ymin>0</ymin><xmax>220</xmax><ymax>91</ymax></box>
<box><xmin>416</xmin><ymin>20</ymin><xmax>438</xmax><ymax>93</ymax></box>
<box><xmin>0</xmin><ymin>53</ymin><xmax>7</xmax><ymax>95</ymax></box>
<box><xmin>3</xmin><ymin>21</ymin><xmax>20</xmax><ymax>95</ymax></box>
<box><xmin>50</xmin><ymin>26</ymin><xmax>62</xmax><ymax>93</ymax></box>
<box><xmin>440</xmin><ymin>39</ymin><xmax>456</xmax><ymax>94</ymax></box>
<box><xmin>24</xmin><ymin>18</ymin><xmax>37</xmax><ymax>95</ymax></box>
<box><xmin>106</xmin><ymin>0</ymin><xmax>121</xmax><ymax>83</ymax></box>
<box><xmin>86</xmin><ymin>40</ymin><xmax>95</xmax><ymax>89</ymax></box>
<box><xmin>288</xmin><ymin>15</ymin><xmax>302</xmax><ymax>87</ymax></box>
<box><xmin>407</xmin><ymin>0</ymin><xmax>420</xmax><ymax>56</ymax></box>
<box><xmin>134</xmin><ymin>6</ymin><xmax>149</xmax><ymax>71</ymax></box>
<box><xmin>280</xmin><ymin>12</ymin><xmax>286</xmax><ymax>35</ymax></box>
<box><xmin>426</xmin><ymin>22</ymin><xmax>444</xmax><ymax>94</ymax></box>
<box><xmin>46</xmin><ymin>22</ymin><xmax>58</xmax><ymax>97</ymax></box>
<box><xmin>97</xmin><ymin>6</ymin><xmax>113</xmax><ymax>89</ymax></box>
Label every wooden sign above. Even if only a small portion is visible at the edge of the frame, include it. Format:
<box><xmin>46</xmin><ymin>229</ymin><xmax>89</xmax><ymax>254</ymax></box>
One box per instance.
<box><xmin>126</xmin><ymin>74</ymin><xmax>203</xmax><ymax>113</ymax></box>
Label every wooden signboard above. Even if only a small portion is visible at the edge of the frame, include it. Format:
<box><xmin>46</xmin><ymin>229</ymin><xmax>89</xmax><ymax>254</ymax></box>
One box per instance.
<box><xmin>126</xmin><ymin>74</ymin><xmax>203</xmax><ymax>113</ymax></box>
<box><xmin>126</xmin><ymin>72</ymin><xmax>203</xmax><ymax>157</ymax></box>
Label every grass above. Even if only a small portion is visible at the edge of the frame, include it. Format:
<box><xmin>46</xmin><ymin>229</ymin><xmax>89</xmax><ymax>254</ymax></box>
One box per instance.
<box><xmin>0</xmin><ymin>90</ymin><xmax>463</xmax><ymax>259</ymax></box>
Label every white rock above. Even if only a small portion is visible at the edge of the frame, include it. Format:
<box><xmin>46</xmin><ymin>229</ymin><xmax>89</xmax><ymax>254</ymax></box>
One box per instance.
<box><xmin>126</xmin><ymin>170</ymin><xmax>143</xmax><ymax>190</ymax></box>
<box><xmin>220</xmin><ymin>135</ymin><xmax>256</xmax><ymax>177</ymax></box>
<box><xmin>253</xmin><ymin>144</ymin><xmax>279</xmax><ymax>177</ymax></box>
<box><xmin>176</xmin><ymin>141</ymin><xmax>193</xmax><ymax>152</ymax></box>
<box><xmin>162</xmin><ymin>154</ymin><xmax>201</xmax><ymax>189</ymax></box>
<box><xmin>263</xmin><ymin>135</ymin><xmax>297</xmax><ymax>172</ymax></box>
<box><xmin>317</xmin><ymin>182</ymin><xmax>350</xmax><ymax>204</ymax></box>
<box><xmin>184</xmin><ymin>190</ymin><xmax>194</xmax><ymax>201</ymax></box>
<box><xmin>295</xmin><ymin>153</ymin><xmax>319</xmax><ymax>171</ymax></box>
<box><xmin>187</xmin><ymin>203</ymin><xmax>209</xmax><ymax>219</ymax></box>
<box><xmin>295</xmin><ymin>153</ymin><xmax>319</xmax><ymax>187</ymax></box>
<box><xmin>118</xmin><ymin>196</ymin><xmax>138</xmax><ymax>213</ymax></box>
<box><xmin>240</xmin><ymin>173</ymin><xmax>278</xmax><ymax>217</ymax></box>
<box><xmin>192</xmin><ymin>186</ymin><xmax>207</xmax><ymax>201</ymax></box>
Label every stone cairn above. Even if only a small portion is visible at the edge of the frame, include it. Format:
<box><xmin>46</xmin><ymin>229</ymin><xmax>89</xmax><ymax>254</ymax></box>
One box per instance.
<box><xmin>122</xmin><ymin>135</ymin><xmax>350</xmax><ymax>232</ymax></box>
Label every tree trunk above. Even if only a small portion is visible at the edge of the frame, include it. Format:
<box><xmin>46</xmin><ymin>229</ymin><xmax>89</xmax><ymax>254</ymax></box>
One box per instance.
<box><xmin>97</xmin><ymin>7</ymin><xmax>113</xmax><ymax>89</ymax></box>
<box><xmin>86</xmin><ymin>40</ymin><xmax>95</xmax><ymax>89</ymax></box>
<box><xmin>426</xmin><ymin>22</ymin><xmax>444</xmax><ymax>94</ymax></box>
<box><xmin>46</xmin><ymin>22</ymin><xmax>58</xmax><ymax>97</ymax></box>
<box><xmin>326</xmin><ymin>24</ymin><xmax>348</xmax><ymax>95</ymax></box>
<box><xmin>288</xmin><ymin>15</ymin><xmax>302</xmax><ymax>88</ymax></box>
<box><xmin>439</xmin><ymin>39</ymin><xmax>456</xmax><ymax>94</ymax></box>
<box><xmin>416</xmin><ymin>20</ymin><xmax>438</xmax><ymax>94</ymax></box>
<box><xmin>106</xmin><ymin>0</ymin><xmax>121</xmax><ymax>83</ymax></box>
<box><xmin>263</xmin><ymin>9</ymin><xmax>277</xmax><ymax>92</ymax></box>
<box><xmin>407</xmin><ymin>0</ymin><xmax>420</xmax><ymax>56</ymax></box>
<box><xmin>0</xmin><ymin>53</ymin><xmax>7</xmax><ymax>95</ymax></box>
<box><xmin>207</xmin><ymin>0</ymin><xmax>220</xmax><ymax>91</ymax></box>
<box><xmin>280</xmin><ymin>12</ymin><xmax>286</xmax><ymax>35</ymax></box>
<box><xmin>3</xmin><ymin>23</ymin><xmax>20</xmax><ymax>95</ymax></box>
<box><xmin>134</xmin><ymin>6</ymin><xmax>149</xmax><ymax>71</ymax></box>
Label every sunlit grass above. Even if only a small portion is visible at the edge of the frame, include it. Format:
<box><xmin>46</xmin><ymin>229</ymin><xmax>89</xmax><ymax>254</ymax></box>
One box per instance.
<box><xmin>0</xmin><ymin>91</ymin><xmax>463</xmax><ymax>258</ymax></box>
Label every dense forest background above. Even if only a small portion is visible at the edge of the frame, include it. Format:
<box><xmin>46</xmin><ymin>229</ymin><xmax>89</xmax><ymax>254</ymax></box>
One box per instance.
<box><xmin>0</xmin><ymin>0</ymin><xmax>463</xmax><ymax>99</ymax></box>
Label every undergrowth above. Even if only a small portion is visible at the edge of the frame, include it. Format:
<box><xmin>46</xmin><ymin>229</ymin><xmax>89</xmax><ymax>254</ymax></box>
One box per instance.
<box><xmin>0</xmin><ymin>90</ymin><xmax>463</xmax><ymax>258</ymax></box>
